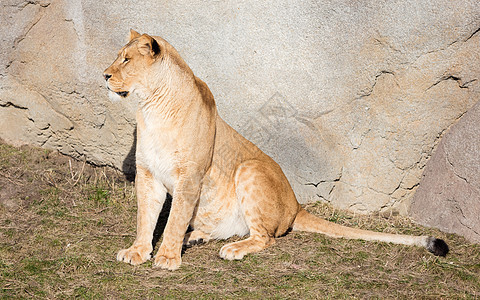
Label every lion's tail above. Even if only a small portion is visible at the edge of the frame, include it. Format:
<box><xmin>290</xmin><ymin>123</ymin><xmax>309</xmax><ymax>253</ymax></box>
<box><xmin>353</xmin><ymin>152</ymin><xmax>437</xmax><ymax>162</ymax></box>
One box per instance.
<box><xmin>292</xmin><ymin>208</ymin><xmax>449</xmax><ymax>257</ymax></box>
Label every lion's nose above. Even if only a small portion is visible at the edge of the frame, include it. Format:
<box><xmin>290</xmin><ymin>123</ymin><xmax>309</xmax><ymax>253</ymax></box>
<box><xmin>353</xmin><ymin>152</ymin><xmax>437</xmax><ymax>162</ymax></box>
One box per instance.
<box><xmin>104</xmin><ymin>73</ymin><xmax>112</xmax><ymax>81</ymax></box>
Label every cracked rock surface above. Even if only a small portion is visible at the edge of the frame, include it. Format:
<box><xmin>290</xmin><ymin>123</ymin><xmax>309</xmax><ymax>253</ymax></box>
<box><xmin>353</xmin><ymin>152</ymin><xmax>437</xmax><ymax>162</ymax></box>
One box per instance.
<box><xmin>410</xmin><ymin>101</ymin><xmax>480</xmax><ymax>243</ymax></box>
<box><xmin>0</xmin><ymin>0</ymin><xmax>479</xmax><ymax>215</ymax></box>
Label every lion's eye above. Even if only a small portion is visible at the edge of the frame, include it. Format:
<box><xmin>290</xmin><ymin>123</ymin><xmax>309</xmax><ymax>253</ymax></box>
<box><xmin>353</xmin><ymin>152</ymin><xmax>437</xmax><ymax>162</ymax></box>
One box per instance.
<box><xmin>123</xmin><ymin>57</ymin><xmax>129</xmax><ymax>64</ymax></box>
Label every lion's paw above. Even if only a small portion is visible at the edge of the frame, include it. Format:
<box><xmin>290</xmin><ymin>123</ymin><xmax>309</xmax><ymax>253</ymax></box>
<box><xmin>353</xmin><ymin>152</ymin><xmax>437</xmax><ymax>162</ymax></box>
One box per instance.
<box><xmin>116</xmin><ymin>244</ymin><xmax>152</xmax><ymax>265</ymax></box>
<box><xmin>153</xmin><ymin>253</ymin><xmax>182</xmax><ymax>270</ymax></box>
<box><xmin>219</xmin><ymin>243</ymin><xmax>247</xmax><ymax>260</ymax></box>
<box><xmin>183</xmin><ymin>230</ymin><xmax>210</xmax><ymax>247</ymax></box>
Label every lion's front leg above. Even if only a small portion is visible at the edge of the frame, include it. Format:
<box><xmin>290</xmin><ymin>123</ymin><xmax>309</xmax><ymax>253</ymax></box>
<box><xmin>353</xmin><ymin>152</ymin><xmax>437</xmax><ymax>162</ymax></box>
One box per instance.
<box><xmin>154</xmin><ymin>175</ymin><xmax>201</xmax><ymax>270</ymax></box>
<box><xmin>117</xmin><ymin>165</ymin><xmax>167</xmax><ymax>265</ymax></box>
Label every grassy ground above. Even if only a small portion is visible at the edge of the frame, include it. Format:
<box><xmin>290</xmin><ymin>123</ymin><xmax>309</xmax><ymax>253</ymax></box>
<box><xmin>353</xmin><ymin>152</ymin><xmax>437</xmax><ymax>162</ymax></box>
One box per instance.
<box><xmin>0</xmin><ymin>140</ymin><xmax>479</xmax><ymax>299</ymax></box>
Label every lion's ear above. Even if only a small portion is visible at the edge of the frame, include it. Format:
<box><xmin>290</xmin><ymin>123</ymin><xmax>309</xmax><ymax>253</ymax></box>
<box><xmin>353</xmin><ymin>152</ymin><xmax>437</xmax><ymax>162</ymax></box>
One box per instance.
<box><xmin>128</xmin><ymin>29</ymin><xmax>141</xmax><ymax>42</ymax></box>
<box><xmin>137</xmin><ymin>34</ymin><xmax>161</xmax><ymax>57</ymax></box>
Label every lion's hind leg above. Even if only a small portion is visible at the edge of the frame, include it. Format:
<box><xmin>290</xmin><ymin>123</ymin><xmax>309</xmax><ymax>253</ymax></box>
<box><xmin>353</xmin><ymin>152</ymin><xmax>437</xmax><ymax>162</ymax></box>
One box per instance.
<box><xmin>219</xmin><ymin>233</ymin><xmax>275</xmax><ymax>260</ymax></box>
<box><xmin>219</xmin><ymin>160</ymin><xmax>295</xmax><ymax>260</ymax></box>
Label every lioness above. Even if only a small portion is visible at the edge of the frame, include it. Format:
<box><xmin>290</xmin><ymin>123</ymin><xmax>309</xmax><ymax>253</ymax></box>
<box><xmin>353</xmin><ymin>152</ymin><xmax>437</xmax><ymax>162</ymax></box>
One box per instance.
<box><xmin>103</xmin><ymin>30</ymin><xmax>448</xmax><ymax>270</ymax></box>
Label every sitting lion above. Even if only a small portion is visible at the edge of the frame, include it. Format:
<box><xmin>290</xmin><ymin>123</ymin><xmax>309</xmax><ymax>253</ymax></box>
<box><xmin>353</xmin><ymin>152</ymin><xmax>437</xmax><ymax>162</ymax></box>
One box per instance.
<box><xmin>103</xmin><ymin>30</ymin><xmax>448</xmax><ymax>270</ymax></box>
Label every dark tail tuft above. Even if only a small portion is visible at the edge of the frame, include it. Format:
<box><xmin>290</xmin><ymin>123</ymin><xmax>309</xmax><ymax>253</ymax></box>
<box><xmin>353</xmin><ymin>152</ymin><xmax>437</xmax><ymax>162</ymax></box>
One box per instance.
<box><xmin>426</xmin><ymin>237</ymin><xmax>449</xmax><ymax>257</ymax></box>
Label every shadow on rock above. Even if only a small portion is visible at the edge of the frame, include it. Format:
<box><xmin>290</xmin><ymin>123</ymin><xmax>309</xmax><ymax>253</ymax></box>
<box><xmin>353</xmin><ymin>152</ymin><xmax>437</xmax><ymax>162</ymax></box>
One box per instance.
<box><xmin>122</xmin><ymin>127</ymin><xmax>137</xmax><ymax>182</ymax></box>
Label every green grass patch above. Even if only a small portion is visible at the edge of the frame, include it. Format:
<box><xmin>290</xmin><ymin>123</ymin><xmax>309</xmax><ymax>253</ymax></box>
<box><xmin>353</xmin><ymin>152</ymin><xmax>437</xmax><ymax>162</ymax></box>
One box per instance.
<box><xmin>88</xmin><ymin>185</ymin><xmax>111</xmax><ymax>206</ymax></box>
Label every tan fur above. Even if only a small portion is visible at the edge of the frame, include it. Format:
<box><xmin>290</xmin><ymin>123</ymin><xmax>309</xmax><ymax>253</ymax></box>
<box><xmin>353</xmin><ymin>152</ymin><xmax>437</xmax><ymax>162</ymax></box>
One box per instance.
<box><xmin>104</xmin><ymin>30</ymin><xmax>444</xmax><ymax>270</ymax></box>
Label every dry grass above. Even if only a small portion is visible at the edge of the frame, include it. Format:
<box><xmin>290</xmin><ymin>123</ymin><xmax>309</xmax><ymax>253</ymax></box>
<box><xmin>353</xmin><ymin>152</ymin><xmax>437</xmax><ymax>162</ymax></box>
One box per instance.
<box><xmin>0</xmin><ymin>140</ymin><xmax>479</xmax><ymax>299</ymax></box>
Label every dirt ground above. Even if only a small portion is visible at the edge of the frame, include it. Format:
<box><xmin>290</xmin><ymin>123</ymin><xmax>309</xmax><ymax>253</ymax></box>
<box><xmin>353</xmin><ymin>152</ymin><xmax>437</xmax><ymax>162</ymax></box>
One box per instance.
<box><xmin>0</xmin><ymin>140</ymin><xmax>479</xmax><ymax>299</ymax></box>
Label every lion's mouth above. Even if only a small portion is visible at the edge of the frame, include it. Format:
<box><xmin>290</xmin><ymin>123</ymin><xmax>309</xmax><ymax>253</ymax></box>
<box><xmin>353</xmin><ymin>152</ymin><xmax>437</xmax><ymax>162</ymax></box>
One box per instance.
<box><xmin>116</xmin><ymin>91</ymin><xmax>129</xmax><ymax>97</ymax></box>
<box><xmin>107</xmin><ymin>86</ymin><xmax>129</xmax><ymax>98</ymax></box>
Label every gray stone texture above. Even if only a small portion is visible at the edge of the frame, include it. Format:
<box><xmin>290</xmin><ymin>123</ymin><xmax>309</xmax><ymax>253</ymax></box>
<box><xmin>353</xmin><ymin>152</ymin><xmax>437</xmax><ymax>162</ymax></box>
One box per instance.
<box><xmin>1</xmin><ymin>0</ymin><xmax>479</xmax><ymax>214</ymax></box>
<box><xmin>410</xmin><ymin>101</ymin><xmax>480</xmax><ymax>243</ymax></box>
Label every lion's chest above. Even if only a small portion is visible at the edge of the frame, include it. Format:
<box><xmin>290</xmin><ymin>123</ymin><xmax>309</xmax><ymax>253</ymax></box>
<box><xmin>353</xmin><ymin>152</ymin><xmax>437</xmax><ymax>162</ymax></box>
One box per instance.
<box><xmin>136</xmin><ymin>127</ymin><xmax>176</xmax><ymax>193</ymax></box>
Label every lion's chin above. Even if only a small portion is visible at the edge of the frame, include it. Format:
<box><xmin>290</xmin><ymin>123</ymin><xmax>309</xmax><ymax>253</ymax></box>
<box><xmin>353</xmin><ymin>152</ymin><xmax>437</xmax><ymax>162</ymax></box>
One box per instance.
<box><xmin>108</xmin><ymin>90</ymin><xmax>125</xmax><ymax>102</ymax></box>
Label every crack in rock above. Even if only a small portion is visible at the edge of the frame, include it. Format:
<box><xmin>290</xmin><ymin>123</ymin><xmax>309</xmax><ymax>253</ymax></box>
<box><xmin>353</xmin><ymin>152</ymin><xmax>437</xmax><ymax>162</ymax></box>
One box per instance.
<box><xmin>457</xmin><ymin>204</ymin><xmax>480</xmax><ymax>237</ymax></box>
<box><xmin>445</xmin><ymin>146</ymin><xmax>470</xmax><ymax>185</ymax></box>
<box><xmin>426</xmin><ymin>75</ymin><xmax>477</xmax><ymax>91</ymax></box>
<box><xmin>305</xmin><ymin>168</ymin><xmax>344</xmax><ymax>202</ymax></box>
<box><xmin>0</xmin><ymin>101</ymin><xmax>28</xmax><ymax>110</ymax></box>
<box><xmin>355</xmin><ymin>70</ymin><xmax>395</xmax><ymax>100</ymax></box>
<box><xmin>305</xmin><ymin>167</ymin><xmax>343</xmax><ymax>188</ymax></box>
<box><xmin>412</xmin><ymin>25</ymin><xmax>479</xmax><ymax>67</ymax></box>
<box><xmin>12</xmin><ymin>3</ymin><xmax>49</xmax><ymax>48</ymax></box>
<box><xmin>465</xmin><ymin>26</ymin><xmax>480</xmax><ymax>42</ymax></box>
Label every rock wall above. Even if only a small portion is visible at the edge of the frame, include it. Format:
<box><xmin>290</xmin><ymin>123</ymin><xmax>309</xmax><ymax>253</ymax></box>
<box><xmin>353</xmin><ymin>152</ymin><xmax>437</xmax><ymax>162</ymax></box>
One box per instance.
<box><xmin>1</xmin><ymin>0</ymin><xmax>479</xmax><ymax>214</ymax></box>
<box><xmin>410</xmin><ymin>101</ymin><xmax>480</xmax><ymax>243</ymax></box>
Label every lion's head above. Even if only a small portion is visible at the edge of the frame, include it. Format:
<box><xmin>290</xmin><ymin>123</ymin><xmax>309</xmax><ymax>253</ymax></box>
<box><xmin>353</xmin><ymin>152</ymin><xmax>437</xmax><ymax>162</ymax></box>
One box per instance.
<box><xmin>103</xmin><ymin>30</ymin><xmax>164</xmax><ymax>101</ymax></box>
